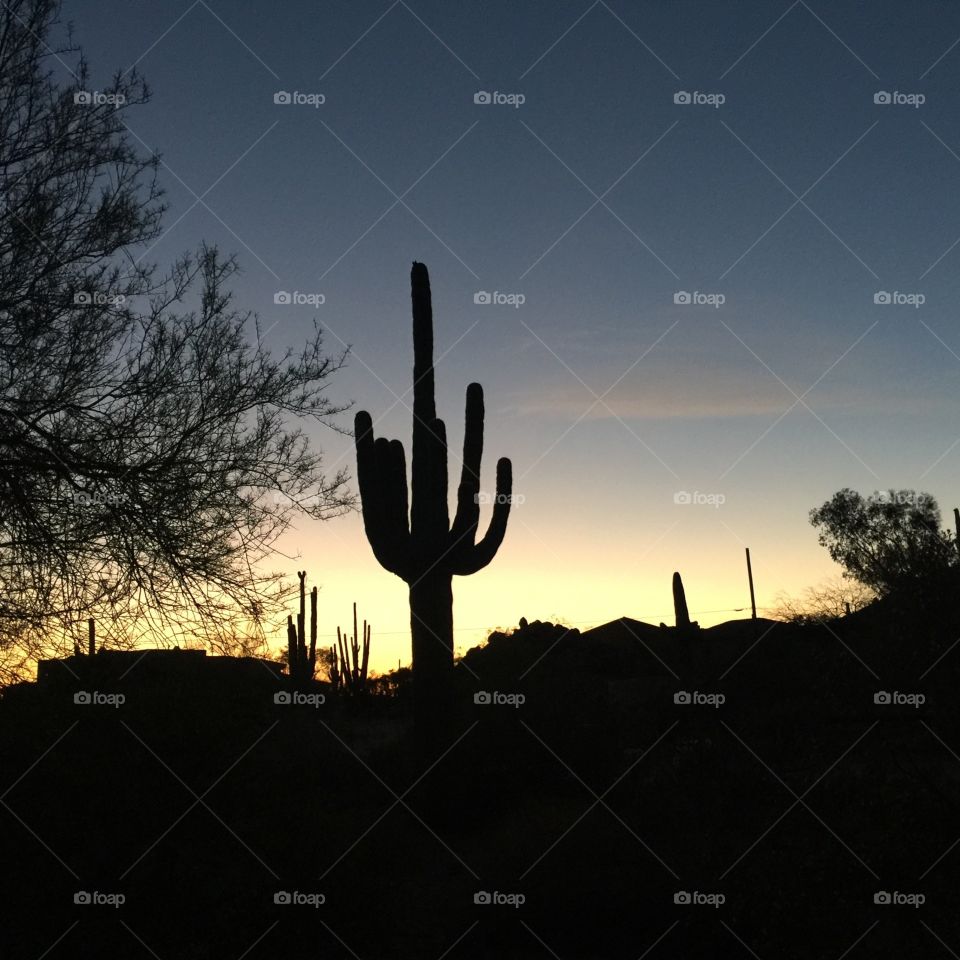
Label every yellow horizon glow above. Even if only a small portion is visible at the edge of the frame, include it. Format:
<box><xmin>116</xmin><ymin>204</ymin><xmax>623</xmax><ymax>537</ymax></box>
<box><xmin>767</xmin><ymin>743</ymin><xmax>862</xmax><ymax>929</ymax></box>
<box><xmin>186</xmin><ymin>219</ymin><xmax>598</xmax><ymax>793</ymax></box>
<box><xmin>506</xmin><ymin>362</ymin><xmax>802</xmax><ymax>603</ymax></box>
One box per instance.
<box><xmin>287</xmin><ymin>509</ymin><xmax>843</xmax><ymax>674</ymax></box>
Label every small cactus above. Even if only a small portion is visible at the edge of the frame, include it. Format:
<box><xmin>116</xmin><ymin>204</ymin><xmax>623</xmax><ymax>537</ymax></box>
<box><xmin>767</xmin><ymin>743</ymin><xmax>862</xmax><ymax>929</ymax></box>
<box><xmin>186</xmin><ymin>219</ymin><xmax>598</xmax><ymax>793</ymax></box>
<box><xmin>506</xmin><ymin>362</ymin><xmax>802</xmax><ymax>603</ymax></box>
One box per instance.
<box><xmin>673</xmin><ymin>572</ymin><xmax>690</xmax><ymax>629</ymax></box>
<box><xmin>334</xmin><ymin>603</ymin><xmax>370</xmax><ymax>694</ymax></box>
<box><xmin>287</xmin><ymin>571</ymin><xmax>317</xmax><ymax>684</ymax></box>
<box><xmin>672</xmin><ymin>572</ymin><xmax>699</xmax><ymax>633</ymax></box>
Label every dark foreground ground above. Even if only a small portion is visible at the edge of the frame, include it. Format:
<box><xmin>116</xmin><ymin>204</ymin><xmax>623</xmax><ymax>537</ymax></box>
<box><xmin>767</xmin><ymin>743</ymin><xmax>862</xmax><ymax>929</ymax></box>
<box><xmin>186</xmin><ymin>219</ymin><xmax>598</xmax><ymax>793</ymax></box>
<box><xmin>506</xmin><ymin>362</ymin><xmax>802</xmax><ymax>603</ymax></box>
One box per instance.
<box><xmin>1</xmin><ymin>597</ymin><xmax>958</xmax><ymax>959</ymax></box>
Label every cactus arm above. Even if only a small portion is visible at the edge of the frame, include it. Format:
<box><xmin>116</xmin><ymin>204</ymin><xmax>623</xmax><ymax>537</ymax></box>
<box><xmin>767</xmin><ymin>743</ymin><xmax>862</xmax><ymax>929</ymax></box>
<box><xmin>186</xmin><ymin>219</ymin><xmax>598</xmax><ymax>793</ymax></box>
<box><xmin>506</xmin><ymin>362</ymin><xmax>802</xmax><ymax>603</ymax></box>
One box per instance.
<box><xmin>361</xmin><ymin>620</ymin><xmax>370</xmax><ymax>682</ymax></box>
<box><xmin>449</xmin><ymin>382</ymin><xmax>484</xmax><ymax>552</ymax></box>
<box><xmin>337</xmin><ymin>627</ymin><xmax>350</xmax><ymax>690</ymax></box>
<box><xmin>355</xmin><ymin>411</ymin><xmax>410</xmax><ymax>579</ymax></box>
<box><xmin>374</xmin><ymin>434</ymin><xmax>412</xmax><ymax>555</ymax></box>
<box><xmin>452</xmin><ymin>456</ymin><xmax>512</xmax><ymax>575</ymax></box>
<box><xmin>387</xmin><ymin>438</ymin><xmax>409</xmax><ymax>534</ymax></box>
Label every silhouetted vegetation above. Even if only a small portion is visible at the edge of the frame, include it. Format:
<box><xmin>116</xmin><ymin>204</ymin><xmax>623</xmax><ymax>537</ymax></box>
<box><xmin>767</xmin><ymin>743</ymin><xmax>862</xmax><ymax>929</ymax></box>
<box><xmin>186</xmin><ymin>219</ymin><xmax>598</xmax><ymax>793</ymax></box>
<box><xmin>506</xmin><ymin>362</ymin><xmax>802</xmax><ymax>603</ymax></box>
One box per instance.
<box><xmin>1</xmin><ymin>4</ymin><xmax>957</xmax><ymax>956</ymax></box>
<box><xmin>3</xmin><ymin>584</ymin><xmax>959</xmax><ymax>957</ymax></box>
<box><xmin>810</xmin><ymin>488</ymin><xmax>956</xmax><ymax>597</ymax></box>
<box><xmin>354</xmin><ymin>263</ymin><xmax>513</xmax><ymax>739</ymax></box>
<box><xmin>0</xmin><ymin>0</ymin><xmax>352</xmax><ymax>676</ymax></box>
<box><xmin>333</xmin><ymin>603</ymin><xmax>372</xmax><ymax>694</ymax></box>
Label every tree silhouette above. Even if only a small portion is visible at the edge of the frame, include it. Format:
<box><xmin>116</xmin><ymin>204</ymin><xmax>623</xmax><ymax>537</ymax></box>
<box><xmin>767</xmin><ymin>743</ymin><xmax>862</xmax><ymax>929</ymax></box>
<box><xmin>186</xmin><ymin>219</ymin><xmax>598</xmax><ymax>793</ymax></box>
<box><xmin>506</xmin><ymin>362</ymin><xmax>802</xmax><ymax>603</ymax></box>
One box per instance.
<box><xmin>0</xmin><ymin>0</ymin><xmax>352</xmax><ymax>671</ymax></box>
<box><xmin>810</xmin><ymin>488</ymin><xmax>955</xmax><ymax>597</ymax></box>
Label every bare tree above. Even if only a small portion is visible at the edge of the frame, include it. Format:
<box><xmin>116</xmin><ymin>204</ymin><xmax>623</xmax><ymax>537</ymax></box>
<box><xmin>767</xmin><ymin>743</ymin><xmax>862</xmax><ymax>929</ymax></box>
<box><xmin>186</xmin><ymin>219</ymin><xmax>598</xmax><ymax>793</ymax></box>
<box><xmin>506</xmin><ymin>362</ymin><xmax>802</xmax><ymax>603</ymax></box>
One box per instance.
<box><xmin>0</xmin><ymin>1</ymin><xmax>352</xmax><ymax>675</ymax></box>
<box><xmin>772</xmin><ymin>577</ymin><xmax>876</xmax><ymax>625</ymax></box>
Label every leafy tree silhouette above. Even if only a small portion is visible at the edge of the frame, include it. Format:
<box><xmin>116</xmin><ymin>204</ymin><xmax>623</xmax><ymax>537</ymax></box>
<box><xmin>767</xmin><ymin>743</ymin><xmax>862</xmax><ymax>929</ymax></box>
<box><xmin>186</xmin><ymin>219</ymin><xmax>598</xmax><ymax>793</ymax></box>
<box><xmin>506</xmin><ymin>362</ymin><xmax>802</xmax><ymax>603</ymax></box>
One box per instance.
<box><xmin>810</xmin><ymin>488</ymin><xmax>956</xmax><ymax>597</ymax></box>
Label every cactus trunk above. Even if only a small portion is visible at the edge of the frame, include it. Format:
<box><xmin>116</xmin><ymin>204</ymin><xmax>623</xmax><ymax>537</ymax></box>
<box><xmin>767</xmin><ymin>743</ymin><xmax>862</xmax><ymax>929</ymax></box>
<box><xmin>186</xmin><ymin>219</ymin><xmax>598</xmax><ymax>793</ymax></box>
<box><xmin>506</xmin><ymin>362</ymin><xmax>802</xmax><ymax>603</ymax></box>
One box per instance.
<box><xmin>410</xmin><ymin>572</ymin><xmax>454</xmax><ymax>714</ymax></box>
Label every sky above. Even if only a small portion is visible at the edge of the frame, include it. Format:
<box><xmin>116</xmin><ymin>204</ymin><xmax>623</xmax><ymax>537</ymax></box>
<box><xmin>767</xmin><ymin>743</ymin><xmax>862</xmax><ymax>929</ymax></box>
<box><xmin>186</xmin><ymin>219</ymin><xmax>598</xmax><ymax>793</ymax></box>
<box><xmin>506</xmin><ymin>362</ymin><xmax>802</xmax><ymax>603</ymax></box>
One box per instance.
<box><xmin>58</xmin><ymin>0</ymin><xmax>960</xmax><ymax>668</ymax></box>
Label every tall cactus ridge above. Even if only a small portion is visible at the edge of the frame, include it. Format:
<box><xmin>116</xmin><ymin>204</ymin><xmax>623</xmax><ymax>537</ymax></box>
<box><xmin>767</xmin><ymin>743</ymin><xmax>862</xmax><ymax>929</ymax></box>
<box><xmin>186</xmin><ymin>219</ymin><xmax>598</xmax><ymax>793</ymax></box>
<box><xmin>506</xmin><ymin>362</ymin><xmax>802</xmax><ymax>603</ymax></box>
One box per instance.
<box><xmin>673</xmin><ymin>572</ymin><xmax>691</xmax><ymax>630</ymax></box>
<box><xmin>354</xmin><ymin>262</ymin><xmax>513</xmax><ymax>726</ymax></box>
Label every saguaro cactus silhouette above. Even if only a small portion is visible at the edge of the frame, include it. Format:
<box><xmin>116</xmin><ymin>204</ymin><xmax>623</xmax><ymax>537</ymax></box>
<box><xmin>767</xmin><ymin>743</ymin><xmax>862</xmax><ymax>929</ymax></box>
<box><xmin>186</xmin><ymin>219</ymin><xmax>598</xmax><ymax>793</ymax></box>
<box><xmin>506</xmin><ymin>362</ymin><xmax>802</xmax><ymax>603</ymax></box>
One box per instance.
<box><xmin>334</xmin><ymin>602</ymin><xmax>371</xmax><ymax>694</ymax></box>
<box><xmin>672</xmin><ymin>572</ymin><xmax>690</xmax><ymax>630</ymax></box>
<box><xmin>672</xmin><ymin>571</ymin><xmax>699</xmax><ymax>633</ymax></box>
<box><xmin>287</xmin><ymin>570</ymin><xmax>317</xmax><ymax>684</ymax></box>
<box><xmin>354</xmin><ymin>262</ymin><xmax>513</xmax><ymax>725</ymax></box>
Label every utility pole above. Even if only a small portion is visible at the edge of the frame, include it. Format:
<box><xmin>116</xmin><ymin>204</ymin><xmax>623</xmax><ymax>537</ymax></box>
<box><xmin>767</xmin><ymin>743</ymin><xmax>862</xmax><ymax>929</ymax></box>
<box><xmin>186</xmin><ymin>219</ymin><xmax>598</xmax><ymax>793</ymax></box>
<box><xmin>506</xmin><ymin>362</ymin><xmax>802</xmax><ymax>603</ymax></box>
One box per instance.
<box><xmin>745</xmin><ymin>548</ymin><xmax>757</xmax><ymax>621</ymax></box>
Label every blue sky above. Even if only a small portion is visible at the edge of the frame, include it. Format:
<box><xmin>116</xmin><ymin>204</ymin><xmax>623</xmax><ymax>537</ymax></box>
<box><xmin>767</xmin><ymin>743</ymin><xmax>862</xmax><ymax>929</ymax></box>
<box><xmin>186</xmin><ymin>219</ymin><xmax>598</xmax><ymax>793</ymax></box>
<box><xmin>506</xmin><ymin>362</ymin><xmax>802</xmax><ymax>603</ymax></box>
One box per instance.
<box><xmin>60</xmin><ymin>0</ymin><xmax>960</xmax><ymax>664</ymax></box>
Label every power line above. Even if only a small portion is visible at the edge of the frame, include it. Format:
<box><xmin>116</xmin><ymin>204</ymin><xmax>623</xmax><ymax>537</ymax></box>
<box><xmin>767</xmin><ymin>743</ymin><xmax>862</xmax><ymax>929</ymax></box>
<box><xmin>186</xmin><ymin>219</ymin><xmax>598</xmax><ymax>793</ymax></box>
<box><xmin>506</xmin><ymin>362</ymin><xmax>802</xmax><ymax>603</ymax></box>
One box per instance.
<box><xmin>353</xmin><ymin>606</ymin><xmax>778</xmax><ymax>636</ymax></box>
